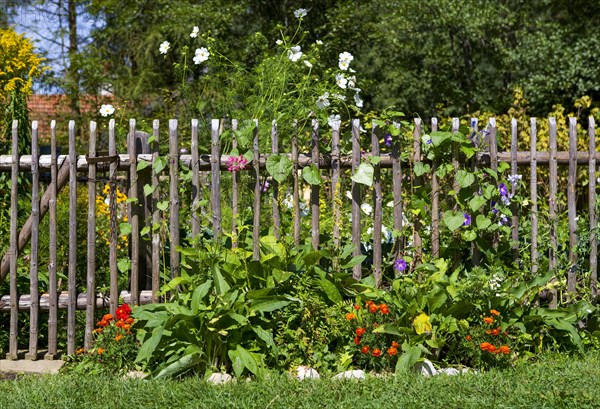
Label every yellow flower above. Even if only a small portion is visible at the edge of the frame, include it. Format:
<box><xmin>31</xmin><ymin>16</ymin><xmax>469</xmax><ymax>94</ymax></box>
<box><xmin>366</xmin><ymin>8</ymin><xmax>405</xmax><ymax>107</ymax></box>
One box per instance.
<box><xmin>413</xmin><ymin>312</ymin><xmax>432</xmax><ymax>335</ymax></box>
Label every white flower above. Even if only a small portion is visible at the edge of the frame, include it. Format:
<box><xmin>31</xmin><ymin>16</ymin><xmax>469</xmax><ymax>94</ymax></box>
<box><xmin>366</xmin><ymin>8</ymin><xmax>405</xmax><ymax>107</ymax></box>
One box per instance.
<box><xmin>190</xmin><ymin>26</ymin><xmax>199</xmax><ymax>38</ymax></box>
<box><xmin>332</xmin><ymin>93</ymin><xmax>346</xmax><ymax>101</ymax></box>
<box><xmin>354</xmin><ymin>93</ymin><xmax>363</xmax><ymax>108</ymax></box>
<box><xmin>316</xmin><ymin>40</ymin><xmax>323</xmax><ymax>45</ymax></box>
<box><xmin>294</xmin><ymin>8</ymin><xmax>307</xmax><ymax>18</ymax></box>
<box><xmin>99</xmin><ymin>104</ymin><xmax>115</xmax><ymax>117</ymax></box>
<box><xmin>328</xmin><ymin>114</ymin><xmax>341</xmax><ymax>128</ymax></box>
<box><xmin>345</xmin><ymin>190</ymin><xmax>352</xmax><ymax>200</ymax></box>
<box><xmin>159</xmin><ymin>41</ymin><xmax>170</xmax><ymax>54</ymax></box>
<box><xmin>338</xmin><ymin>51</ymin><xmax>353</xmax><ymax>70</ymax></box>
<box><xmin>304</xmin><ymin>60</ymin><xmax>313</xmax><ymax>68</ymax></box>
<box><xmin>193</xmin><ymin>47</ymin><xmax>210</xmax><ymax>64</ymax></box>
<box><xmin>288</xmin><ymin>45</ymin><xmax>302</xmax><ymax>62</ymax></box>
<box><xmin>361</xmin><ymin>203</ymin><xmax>373</xmax><ymax>215</ymax></box>
<box><xmin>335</xmin><ymin>73</ymin><xmax>347</xmax><ymax>89</ymax></box>
<box><xmin>276</xmin><ymin>39</ymin><xmax>283</xmax><ymax>45</ymax></box>
<box><xmin>316</xmin><ymin>92</ymin><xmax>330</xmax><ymax>109</ymax></box>
<box><xmin>347</xmin><ymin>75</ymin><xmax>356</xmax><ymax>89</ymax></box>
<box><xmin>386</xmin><ymin>200</ymin><xmax>394</xmax><ymax>208</ymax></box>
<box><xmin>507</xmin><ymin>174</ymin><xmax>522</xmax><ymax>185</ymax></box>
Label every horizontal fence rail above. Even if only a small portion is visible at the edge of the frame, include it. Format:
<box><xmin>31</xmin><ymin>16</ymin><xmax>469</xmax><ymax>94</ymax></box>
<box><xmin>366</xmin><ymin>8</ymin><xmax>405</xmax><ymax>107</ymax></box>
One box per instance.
<box><xmin>0</xmin><ymin>116</ymin><xmax>598</xmax><ymax>361</ymax></box>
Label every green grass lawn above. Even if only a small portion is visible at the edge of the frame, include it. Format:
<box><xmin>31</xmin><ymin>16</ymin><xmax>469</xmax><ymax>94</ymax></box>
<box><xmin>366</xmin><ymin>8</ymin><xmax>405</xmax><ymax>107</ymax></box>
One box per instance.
<box><xmin>1</xmin><ymin>353</ymin><xmax>599</xmax><ymax>409</ymax></box>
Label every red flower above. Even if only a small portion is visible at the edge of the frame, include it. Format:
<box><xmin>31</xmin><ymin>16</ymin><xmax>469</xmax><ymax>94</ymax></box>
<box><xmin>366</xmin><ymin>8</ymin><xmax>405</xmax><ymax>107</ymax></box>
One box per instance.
<box><xmin>371</xmin><ymin>348</ymin><xmax>382</xmax><ymax>357</ymax></box>
<box><xmin>391</xmin><ymin>341</ymin><xmax>399</xmax><ymax>348</ymax></box>
<box><xmin>361</xmin><ymin>346</ymin><xmax>370</xmax><ymax>354</ymax></box>
<box><xmin>387</xmin><ymin>346</ymin><xmax>398</xmax><ymax>356</ymax></box>
<box><xmin>353</xmin><ymin>304</ymin><xmax>361</xmax><ymax>310</ymax></box>
<box><xmin>491</xmin><ymin>328</ymin><xmax>500</xmax><ymax>336</ymax></box>
<box><xmin>354</xmin><ymin>336</ymin><xmax>361</xmax><ymax>345</ymax></box>
<box><xmin>369</xmin><ymin>304</ymin><xmax>378</xmax><ymax>313</ymax></box>
<box><xmin>465</xmin><ymin>335</ymin><xmax>472</xmax><ymax>341</ymax></box>
<box><xmin>356</xmin><ymin>328</ymin><xmax>366</xmax><ymax>337</ymax></box>
<box><xmin>116</xmin><ymin>304</ymin><xmax>132</xmax><ymax>320</ymax></box>
<box><xmin>483</xmin><ymin>316</ymin><xmax>494</xmax><ymax>324</ymax></box>
<box><xmin>498</xmin><ymin>345</ymin><xmax>510</xmax><ymax>355</ymax></box>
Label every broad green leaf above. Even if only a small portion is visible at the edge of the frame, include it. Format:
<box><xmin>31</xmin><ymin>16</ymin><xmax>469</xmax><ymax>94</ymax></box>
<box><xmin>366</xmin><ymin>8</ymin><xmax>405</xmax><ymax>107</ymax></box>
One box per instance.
<box><xmin>266</xmin><ymin>154</ymin><xmax>293</xmax><ymax>183</ymax></box>
<box><xmin>351</xmin><ymin>163</ymin><xmax>374</xmax><ymax>186</ymax></box>
<box><xmin>396</xmin><ymin>345</ymin><xmax>421</xmax><ymax>374</ymax></box>
<box><xmin>140</xmin><ymin>226</ymin><xmax>150</xmax><ymax>236</ymax></box>
<box><xmin>272</xmin><ymin>269</ymin><xmax>293</xmax><ymax>283</ymax></box>
<box><xmin>212</xmin><ymin>263</ymin><xmax>230</xmax><ymax>297</ymax></box>
<box><xmin>413</xmin><ymin>313</ymin><xmax>432</xmax><ymax>334</ymax></box>
<box><xmin>153</xmin><ymin>156</ymin><xmax>167</xmax><ymax>174</ymax></box>
<box><xmin>430</xmin><ymin>131</ymin><xmax>452</xmax><ymax>147</ymax></box>
<box><xmin>302</xmin><ymin>164</ymin><xmax>322</xmax><ymax>185</ymax></box>
<box><xmin>455</xmin><ymin>170</ymin><xmax>475</xmax><ymax>188</ymax></box>
<box><xmin>340</xmin><ymin>254</ymin><xmax>367</xmax><ymax>269</ymax></box>
<box><xmin>462</xmin><ymin>230</ymin><xmax>477</xmax><ymax>241</ymax></box>
<box><xmin>250</xmin><ymin>297</ymin><xmax>292</xmax><ymax>312</ymax></box>
<box><xmin>469</xmin><ymin>195</ymin><xmax>487</xmax><ymax>212</ymax></box>
<box><xmin>137</xmin><ymin>160</ymin><xmax>150</xmax><ymax>171</ymax></box>
<box><xmin>414</xmin><ymin>162</ymin><xmax>431</xmax><ymax>177</ymax></box>
<box><xmin>143</xmin><ymin>184</ymin><xmax>155</xmax><ymax>196</ymax></box>
<box><xmin>119</xmin><ymin>222</ymin><xmax>132</xmax><ymax>236</ymax></box>
<box><xmin>317</xmin><ymin>278</ymin><xmax>342</xmax><ymax>304</ymax></box>
<box><xmin>235</xmin><ymin>345</ymin><xmax>258</xmax><ymax>375</ymax></box>
<box><xmin>252</xmin><ymin>327</ymin><xmax>277</xmax><ymax>351</ymax></box>
<box><xmin>191</xmin><ymin>280</ymin><xmax>213</xmax><ymax>313</ymax></box>
<box><xmin>372</xmin><ymin>323</ymin><xmax>402</xmax><ymax>336</ymax></box>
<box><xmin>154</xmin><ymin>354</ymin><xmax>199</xmax><ymax>379</ymax></box>
<box><xmin>369</xmin><ymin>156</ymin><xmax>381</xmax><ymax>165</ymax></box>
<box><xmin>443</xmin><ymin>210</ymin><xmax>465</xmax><ymax>232</ymax></box>
<box><xmin>157</xmin><ymin>201</ymin><xmax>169</xmax><ymax>211</ymax></box>
<box><xmin>228</xmin><ymin>350</ymin><xmax>244</xmax><ymax>378</ymax></box>
<box><xmin>136</xmin><ymin>326</ymin><xmax>164</xmax><ymax>363</ymax></box>
<box><xmin>117</xmin><ymin>258</ymin><xmax>130</xmax><ymax>273</ymax></box>
<box><xmin>476</xmin><ymin>215</ymin><xmax>492</xmax><ymax>230</ymax></box>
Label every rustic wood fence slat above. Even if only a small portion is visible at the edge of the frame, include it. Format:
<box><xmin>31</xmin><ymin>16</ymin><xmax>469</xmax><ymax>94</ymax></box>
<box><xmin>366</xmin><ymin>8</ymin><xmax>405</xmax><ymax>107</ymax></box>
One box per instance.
<box><xmin>548</xmin><ymin>117</ymin><xmax>559</xmax><ymax>309</ymax></box>
<box><xmin>8</xmin><ymin>120</ymin><xmax>19</xmax><ymax>360</ymax></box>
<box><xmin>191</xmin><ymin>119</ymin><xmax>201</xmax><ymax>238</ymax></box>
<box><xmin>169</xmin><ymin>119</ymin><xmax>181</xmax><ymax>279</ymax></box>
<box><xmin>589</xmin><ymin>116</ymin><xmax>597</xmax><ymax>299</ymax></box>
<box><xmin>47</xmin><ymin>120</ymin><xmax>58</xmax><ymax>359</ymax></box>
<box><xmin>331</xmin><ymin>118</ymin><xmax>341</xmax><ymax>252</ymax></box>
<box><xmin>530</xmin><ymin>118</ymin><xmax>538</xmax><ymax>277</ymax></box>
<box><xmin>151</xmin><ymin>120</ymin><xmax>161</xmax><ymax>302</ymax></box>
<box><xmin>412</xmin><ymin>118</ymin><xmax>423</xmax><ymax>265</ymax></box>
<box><xmin>311</xmin><ymin>119</ymin><xmax>320</xmax><ymax>251</ymax></box>
<box><xmin>27</xmin><ymin>121</ymin><xmax>40</xmax><ymax>360</ymax></box>
<box><xmin>85</xmin><ymin>121</ymin><xmax>97</xmax><ymax>349</ymax></box>
<box><xmin>391</xmin><ymin>121</ymin><xmax>403</xmax><ymax>265</ymax></box>
<box><xmin>567</xmin><ymin>117</ymin><xmax>578</xmax><ymax>294</ymax></box>
<box><xmin>108</xmin><ymin>119</ymin><xmax>119</xmax><ymax>313</ymax></box>
<box><xmin>292</xmin><ymin>127</ymin><xmax>300</xmax><ymax>246</ymax></box>
<box><xmin>67</xmin><ymin>120</ymin><xmax>77</xmax><ymax>355</ymax></box>
<box><xmin>128</xmin><ymin>119</ymin><xmax>140</xmax><ymax>305</ymax></box>
<box><xmin>431</xmin><ymin>118</ymin><xmax>439</xmax><ymax>260</ymax></box>
<box><xmin>231</xmin><ymin>120</ymin><xmax>239</xmax><ymax>249</ymax></box>
<box><xmin>271</xmin><ymin>120</ymin><xmax>281</xmax><ymax>240</ymax></box>
<box><xmin>372</xmin><ymin>121</ymin><xmax>383</xmax><ymax>287</ymax></box>
<box><xmin>351</xmin><ymin>119</ymin><xmax>362</xmax><ymax>280</ymax></box>
<box><xmin>252</xmin><ymin>120</ymin><xmax>261</xmax><ymax>260</ymax></box>
<box><xmin>510</xmin><ymin>118</ymin><xmax>520</xmax><ymax>263</ymax></box>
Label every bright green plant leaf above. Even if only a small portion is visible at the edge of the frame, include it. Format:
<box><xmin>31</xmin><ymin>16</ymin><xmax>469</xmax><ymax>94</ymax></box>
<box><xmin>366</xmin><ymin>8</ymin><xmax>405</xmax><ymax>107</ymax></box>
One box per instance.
<box><xmin>317</xmin><ymin>278</ymin><xmax>342</xmax><ymax>304</ymax></box>
<box><xmin>469</xmin><ymin>195</ymin><xmax>487</xmax><ymax>212</ymax></box>
<box><xmin>462</xmin><ymin>230</ymin><xmax>477</xmax><ymax>241</ymax></box>
<box><xmin>228</xmin><ymin>350</ymin><xmax>244</xmax><ymax>378</ymax></box>
<box><xmin>369</xmin><ymin>156</ymin><xmax>381</xmax><ymax>165</ymax></box>
<box><xmin>414</xmin><ymin>162</ymin><xmax>431</xmax><ymax>177</ymax></box>
<box><xmin>154</xmin><ymin>354</ymin><xmax>200</xmax><ymax>379</ymax></box>
<box><xmin>235</xmin><ymin>345</ymin><xmax>258</xmax><ymax>375</ymax></box>
<box><xmin>137</xmin><ymin>160</ymin><xmax>150</xmax><ymax>171</ymax></box>
<box><xmin>250</xmin><ymin>297</ymin><xmax>292</xmax><ymax>312</ymax></box>
<box><xmin>396</xmin><ymin>345</ymin><xmax>421</xmax><ymax>374</ymax></box>
<box><xmin>456</xmin><ymin>170</ymin><xmax>475</xmax><ymax>188</ymax></box>
<box><xmin>372</xmin><ymin>323</ymin><xmax>402</xmax><ymax>336</ymax></box>
<box><xmin>266</xmin><ymin>154</ymin><xmax>292</xmax><ymax>183</ymax></box>
<box><xmin>351</xmin><ymin>163</ymin><xmax>374</xmax><ymax>186</ymax></box>
<box><xmin>443</xmin><ymin>210</ymin><xmax>465</xmax><ymax>232</ymax></box>
<box><xmin>476</xmin><ymin>214</ymin><xmax>492</xmax><ymax>230</ymax></box>
<box><xmin>340</xmin><ymin>254</ymin><xmax>366</xmax><ymax>269</ymax></box>
<box><xmin>157</xmin><ymin>201</ymin><xmax>169</xmax><ymax>211</ymax></box>
<box><xmin>302</xmin><ymin>164</ymin><xmax>322</xmax><ymax>185</ymax></box>
<box><xmin>211</xmin><ymin>263</ymin><xmax>230</xmax><ymax>297</ymax></box>
<box><xmin>143</xmin><ymin>183</ymin><xmax>155</xmax><ymax>197</ymax></box>
<box><xmin>140</xmin><ymin>226</ymin><xmax>150</xmax><ymax>236</ymax></box>
<box><xmin>191</xmin><ymin>280</ymin><xmax>213</xmax><ymax>313</ymax></box>
<box><xmin>153</xmin><ymin>156</ymin><xmax>166</xmax><ymax>174</ymax></box>
<box><xmin>117</xmin><ymin>258</ymin><xmax>130</xmax><ymax>273</ymax></box>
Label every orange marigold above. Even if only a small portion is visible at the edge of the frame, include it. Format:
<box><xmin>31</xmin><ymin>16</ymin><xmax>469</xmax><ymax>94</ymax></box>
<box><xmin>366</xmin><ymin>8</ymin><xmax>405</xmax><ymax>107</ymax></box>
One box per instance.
<box><xmin>483</xmin><ymin>316</ymin><xmax>494</xmax><ymax>324</ymax></box>
<box><xmin>75</xmin><ymin>347</ymin><xmax>85</xmax><ymax>355</ymax></box>
<box><xmin>115</xmin><ymin>334</ymin><xmax>123</xmax><ymax>342</ymax></box>
<box><xmin>345</xmin><ymin>313</ymin><xmax>356</xmax><ymax>321</ymax></box>
<box><xmin>96</xmin><ymin>319</ymin><xmax>108</xmax><ymax>327</ymax></box>
<box><xmin>97</xmin><ymin>348</ymin><xmax>105</xmax><ymax>355</ymax></box>
<box><xmin>122</xmin><ymin>324</ymin><xmax>131</xmax><ymax>331</ymax></box>
<box><xmin>491</xmin><ymin>328</ymin><xmax>500</xmax><ymax>336</ymax></box>
<box><xmin>115</xmin><ymin>319</ymin><xmax>124</xmax><ymax>328</ymax></box>
<box><xmin>380</xmin><ymin>306</ymin><xmax>390</xmax><ymax>315</ymax></box>
<box><xmin>356</xmin><ymin>328</ymin><xmax>366</xmax><ymax>337</ymax></box>
<box><xmin>361</xmin><ymin>345</ymin><xmax>370</xmax><ymax>354</ymax></box>
<box><xmin>353</xmin><ymin>304</ymin><xmax>361</xmax><ymax>310</ymax></box>
<box><xmin>369</xmin><ymin>305</ymin><xmax>378</xmax><ymax>313</ymax></box>
<box><xmin>387</xmin><ymin>346</ymin><xmax>398</xmax><ymax>356</ymax></box>
<box><xmin>498</xmin><ymin>345</ymin><xmax>510</xmax><ymax>355</ymax></box>
<box><xmin>354</xmin><ymin>336</ymin><xmax>361</xmax><ymax>345</ymax></box>
<box><xmin>102</xmin><ymin>313</ymin><xmax>113</xmax><ymax>322</ymax></box>
<box><xmin>465</xmin><ymin>335</ymin><xmax>472</xmax><ymax>341</ymax></box>
<box><xmin>391</xmin><ymin>341</ymin><xmax>399</xmax><ymax>348</ymax></box>
<box><xmin>490</xmin><ymin>309</ymin><xmax>500</xmax><ymax>316</ymax></box>
<box><xmin>365</xmin><ymin>300</ymin><xmax>374</xmax><ymax>307</ymax></box>
<box><xmin>488</xmin><ymin>345</ymin><xmax>497</xmax><ymax>353</ymax></box>
<box><xmin>125</xmin><ymin>317</ymin><xmax>134</xmax><ymax>324</ymax></box>
<box><xmin>485</xmin><ymin>329</ymin><xmax>492</xmax><ymax>335</ymax></box>
<box><xmin>480</xmin><ymin>342</ymin><xmax>492</xmax><ymax>351</ymax></box>
<box><xmin>372</xmin><ymin>348</ymin><xmax>382</xmax><ymax>357</ymax></box>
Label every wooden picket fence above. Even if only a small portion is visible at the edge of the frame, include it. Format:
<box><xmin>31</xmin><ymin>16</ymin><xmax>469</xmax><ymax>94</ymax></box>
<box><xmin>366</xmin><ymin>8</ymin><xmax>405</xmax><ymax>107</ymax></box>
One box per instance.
<box><xmin>0</xmin><ymin>116</ymin><xmax>598</xmax><ymax>361</ymax></box>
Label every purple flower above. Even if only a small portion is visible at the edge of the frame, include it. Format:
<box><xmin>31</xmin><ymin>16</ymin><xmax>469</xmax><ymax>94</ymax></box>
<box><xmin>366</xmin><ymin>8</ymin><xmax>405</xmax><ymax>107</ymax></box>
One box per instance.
<box><xmin>498</xmin><ymin>183</ymin><xmax>508</xmax><ymax>197</ymax></box>
<box><xmin>426</xmin><ymin>138</ymin><xmax>433</xmax><ymax>145</ymax></box>
<box><xmin>507</xmin><ymin>174</ymin><xmax>522</xmax><ymax>186</ymax></box>
<box><xmin>261</xmin><ymin>180</ymin><xmax>270</xmax><ymax>192</ymax></box>
<box><xmin>499</xmin><ymin>215</ymin><xmax>509</xmax><ymax>226</ymax></box>
<box><xmin>463</xmin><ymin>213</ymin><xmax>471</xmax><ymax>226</ymax></box>
<box><xmin>394</xmin><ymin>258</ymin><xmax>407</xmax><ymax>271</ymax></box>
<box><xmin>384</xmin><ymin>133</ymin><xmax>393</xmax><ymax>147</ymax></box>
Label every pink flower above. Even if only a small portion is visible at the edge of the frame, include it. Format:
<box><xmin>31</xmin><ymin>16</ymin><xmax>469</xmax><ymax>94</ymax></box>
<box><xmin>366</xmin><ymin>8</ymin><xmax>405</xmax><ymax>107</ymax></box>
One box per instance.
<box><xmin>226</xmin><ymin>155</ymin><xmax>249</xmax><ymax>172</ymax></box>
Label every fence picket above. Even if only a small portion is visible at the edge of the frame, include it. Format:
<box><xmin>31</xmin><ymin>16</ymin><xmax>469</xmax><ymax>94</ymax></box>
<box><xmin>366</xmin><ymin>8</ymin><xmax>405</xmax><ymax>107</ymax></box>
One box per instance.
<box><xmin>510</xmin><ymin>118</ymin><xmax>519</xmax><ymax>262</ymax></box>
<box><xmin>191</xmin><ymin>119</ymin><xmax>200</xmax><ymax>237</ymax></box>
<box><xmin>530</xmin><ymin>118</ymin><xmax>538</xmax><ymax>277</ymax></box>
<box><xmin>27</xmin><ymin>121</ymin><xmax>40</xmax><ymax>360</ymax></box>
<box><xmin>392</xmin><ymin>121</ymin><xmax>403</xmax><ymax>265</ymax></box>
<box><xmin>85</xmin><ymin>121</ymin><xmax>97</xmax><ymax>349</ymax></box>
<box><xmin>108</xmin><ymin>119</ymin><xmax>118</xmax><ymax>313</ymax></box>
<box><xmin>67</xmin><ymin>120</ymin><xmax>77</xmax><ymax>355</ymax></box>
<box><xmin>151</xmin><ymin>120</ymin><xmax>160</xmax><ymax>302</ymax></box>
<box><xmin>169</xmin><ymin>119</ymin><xmax>180</xmax><ymax>278</ymax></box>
<box><xmin>271</xmin><ymin>120</ymin><xmax>281</xmax><ymax>239</ymax></box>
<box><xmin>431</xmin><ymin>118</ymin><xmax>439</xmax><ymax>260</ymax></box>
<box><xmin>351</xmin><ymin>119</ymin><xmax>362</xmax><ymax>280</ymax></box>
<box><xmin>231</xmin><ymin>120</ymin><xmax>239</xmax><ymax>248</ymax></box>
<box><xmin>372</xmin><ymin>121</ymin><xmax>383</xmax><ymax>287</ymax></box>
<box><xmin>548</xmin><ymin>117</ymin><xmax>558</xmax><ymax>309</ymax></box>
<box><xmin>331</xmin><ymin>118</ymin><xmax>341</xmax><ymax>251</ymax></box>
<box><xmin>567</xmin><ymin>117</ymin><xmax>578</xmax><ymax>294</ymax></box>
<box><xmin>253</xmin><ymin>120</ymin><xmax>260</xmax><ymax>260</ymax></box>
<box><xmin>128</xmin><ymin>119</ymin><xmax>140</xmax><ymax>305</ymax></box>
<box><xmin>412</xmin><ymin>118</ymin><xmax>423</xmax><ymax>265</ymax></box>
<box><xmin>489</xmin><ymin>118</ymin><xmax>499</xmax><ymax>250</ymax></box>
<box><xmin>8</xmin><ymin>120</ymin><xmax>19</xmax><ymax>360</ymax></box>
<box><xmin>470</xmin><ymin>117</ymin><xmax>480</xmax><ymax>265</ymax></box>
<box><xmin>589</xmin><ymin>117</ymin><xmax>597</xmax><ymax>299</ymax></box>
<box><xmin>292</xmin><ymin>128</ymin><xmax>300</xmax><ymax>246</ymax></box>
<box><xmin>311</xmin><ymin>119</ymin><xmax>320</xmax><ymax>251</ymax></box>
<box><xmin>46</xmin><ymin>120</ymin><xmax>58</xmax><ymax>359</ymax></box>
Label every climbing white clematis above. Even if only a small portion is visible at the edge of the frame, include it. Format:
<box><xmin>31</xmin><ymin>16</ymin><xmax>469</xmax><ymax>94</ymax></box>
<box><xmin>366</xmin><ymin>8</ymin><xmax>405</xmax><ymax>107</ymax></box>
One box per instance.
<box><xmin>99</xmin><ymin>104</ymin><xmax>115</xmax><ymax>117</ymax></box>
<box><xmin>159</xmin><ymin>41</ymin><xmax>170</xmax><ymax>54</ymax></box>
<box><xmin>288</xmin><ymin>45</ymin><xmax>302</xmax><ymax>62</ymax></box>
<box><xmin>193</xmin><ymin>47</ymin><xmax>210</xmax><ymax>64</ymax></box>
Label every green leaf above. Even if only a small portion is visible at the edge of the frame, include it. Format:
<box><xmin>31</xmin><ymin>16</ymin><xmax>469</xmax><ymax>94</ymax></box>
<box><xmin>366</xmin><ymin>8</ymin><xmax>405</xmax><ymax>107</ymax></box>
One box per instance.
<box><xmin>317</xmin><ymin>279</ymin><xmax>342</xmax><ymax>304</ymax></box>
<box><xmin>212</xmin><ymin>263</ymin><xmax>230</xmax><ymax>297</ymax></box>
<box><xmin>340</xmin><ymin>254</ymin><xmax>366</xmax><ymax>269</ymax></box>
<box><xmin>469</xmin><ymin>195</ymin><xmax>487</xmax><ymax>212</ymax></box>
<box><xmin>462</xmin><ymin>230</ymin><xmax>477</xmax><ymax>241</ymax></box>
<box><xmin>430</xmin><ymin>131</ymin><xmax>452</xmax><ymax>147</ymax></box>
<box><xmin>137</xmin><ymin>160</ymin><xmax>150</xmax><ymax>171</ymax></box>
<box><xmin>252</xmin><ymin>327</ymin><xmax>277</xmax><ymax>351</ymax></box>
<box><xmin>302</xmin><ymin>164</ymin><xmax>322</xmax><ymax>186</ymax></box>
<box><xmin>443</xmin><ymin>210</ymin><xmax>465</xmax><ymax>232</ymax></box>
<box><xmin>396</xmin><ymin>345</ymin><xmax>421</xmax><ymax>374</ymax></box>
<box><xmin>228</xmin><ymin>350</ymin><xmax>244</xmax><ymax>378</ymax></box>
<box><xmin>235</xmin><ymin>345</ymin><xmax>258</xmax><ymax>375</ymax></box>
<box><xmin>117</xmin><ymin>258</ymin><xmax>130</xmax><ymax>273</ymax></box>
<box><xmin>140</xmin><ymin>226</ymin><xmax>150</xmax><ymax>236</ymax></box>
<box><xmin>455</xmin><ymin>170</ymin><xmax>475</xmax><ymax>188</ymax></box>
<box><xmin>351</xmin><ymin>163</ymin><xmax>374</xmax><ymax>186</ymax></box>
<box><xmin>372</xmin><ymin>323</ymin><xmax>402</xmax><ymax>336</ymax></box>
<box><xmin>154</xmin><ymin>354</ymin><xmax>200</xmax><ymax>379</ymax></box>
<box><xmin>414</xmin><ymin>162</ymin><xmax>431</xmax><ymax>177</ymax></box>
<box><xmin>153</xmin><ymin>156</ymin><xmax>166</xmax><ymax>174</ymax></box>
<box><xmin>157</xmin><ymin>201</ymin><xmax>169</xmax><ymax>211</ymax></box>
<box><xmin>136</xmin><ymin>326</ymin><xmax>164</xmax><ymax>363</ymax></box>
<box><xmin>191</xmin><ymin>280</ymin><xmax>213</xmax><ymax>313</ymax></box>
<box><xmin>266</xmin><ymin>154</ymin><xmax>293</xmax><ymax>183</ymax></box>
<box><xmin>476</xmin><ymin>215</ymin><xmax>492</xmax><ymax>230</ymax></box>
<box><xmin>369</xmin><ymin>156</ymin><xmax>381</xmax><ymax>165</ymax></box>
<box><xmin>143</xmin><ymin>184</ymin><xmax>155</xmax><ymax>197</ymax></box>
